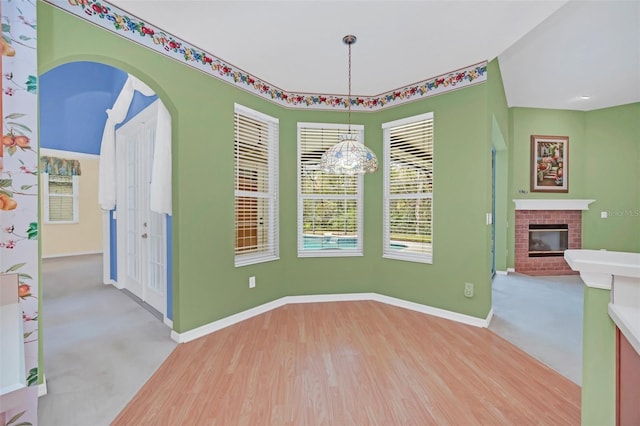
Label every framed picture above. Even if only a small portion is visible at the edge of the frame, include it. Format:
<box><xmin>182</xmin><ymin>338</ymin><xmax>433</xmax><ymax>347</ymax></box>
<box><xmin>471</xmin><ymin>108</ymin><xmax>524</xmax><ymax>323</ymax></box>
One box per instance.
<box><xmin>530</xmin><ymin>135</ymin><xmax>568</xmax><ymax>193</ymax></box>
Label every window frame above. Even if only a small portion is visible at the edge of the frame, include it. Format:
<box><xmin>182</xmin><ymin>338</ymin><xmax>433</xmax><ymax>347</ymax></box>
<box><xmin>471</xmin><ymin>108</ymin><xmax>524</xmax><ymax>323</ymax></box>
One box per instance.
<box><xmin>42</xmin><ymin>173</ymin><xmax>80</xmax><ymax>224</ymax></box>
<box><xmin>382</xmin><ymin>112</ymin><xmax>434</xmax><ymax>264</ymax></box>
<box><xmin>297</xmin><ymin>122</ymin><xmax>365</xmax><ymax>258</ymax></box>
<box><xmin>234</xmin><ymin>103</ymin><xmax>279</xmax><ymax>267</ymax></box>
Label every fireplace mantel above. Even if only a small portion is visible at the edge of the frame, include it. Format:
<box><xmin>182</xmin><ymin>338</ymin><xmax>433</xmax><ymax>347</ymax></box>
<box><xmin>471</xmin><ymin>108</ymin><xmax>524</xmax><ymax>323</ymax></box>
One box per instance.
<box><xmin>513</xmin><ymin>199</ymin><xmax>595</xmax><ymax>211</ymax></box>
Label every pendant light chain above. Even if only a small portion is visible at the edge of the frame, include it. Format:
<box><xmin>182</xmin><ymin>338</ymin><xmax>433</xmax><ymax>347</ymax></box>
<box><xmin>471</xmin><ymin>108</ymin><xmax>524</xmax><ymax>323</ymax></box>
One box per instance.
<box><xmin>347</xmin><ymin>39</ymin><xmax>352</xmax><ymax>134</ymax></box>
<box><xmin>318</xmin><ymin>34</ymin><xmax>378</xmax><ymax>175</ymax></box>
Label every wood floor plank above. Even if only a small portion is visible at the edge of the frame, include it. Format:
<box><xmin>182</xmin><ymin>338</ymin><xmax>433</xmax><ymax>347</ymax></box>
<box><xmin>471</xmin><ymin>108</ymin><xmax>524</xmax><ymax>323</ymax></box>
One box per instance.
<box><xmin>112</xmin><ymin>301</ymin><xmax>580</xmax><ymax>425</ymax></box>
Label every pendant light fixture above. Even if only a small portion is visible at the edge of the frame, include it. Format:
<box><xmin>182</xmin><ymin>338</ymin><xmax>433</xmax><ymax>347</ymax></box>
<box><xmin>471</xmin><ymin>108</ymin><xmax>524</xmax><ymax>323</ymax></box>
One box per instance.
<box><xmin>320</xmin><ymin>35</ymin><xmax>378</xmax><ymax>175</ymax></box>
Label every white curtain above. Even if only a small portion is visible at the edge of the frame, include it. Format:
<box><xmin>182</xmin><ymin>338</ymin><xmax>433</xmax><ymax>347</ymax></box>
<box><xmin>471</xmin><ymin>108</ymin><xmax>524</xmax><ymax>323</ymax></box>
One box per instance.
<box><xmin>98</xmin><ymin>75</ymin><xmax>172</xmax><ymax>215</ymax></box>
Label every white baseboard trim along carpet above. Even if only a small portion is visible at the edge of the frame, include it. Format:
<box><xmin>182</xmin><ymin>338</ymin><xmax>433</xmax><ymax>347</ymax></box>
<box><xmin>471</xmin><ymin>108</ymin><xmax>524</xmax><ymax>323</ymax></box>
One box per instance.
<box><xmin>171</xmin><ymin>293</ymin><xmax>493</xmax><ymax>344</ymax></box>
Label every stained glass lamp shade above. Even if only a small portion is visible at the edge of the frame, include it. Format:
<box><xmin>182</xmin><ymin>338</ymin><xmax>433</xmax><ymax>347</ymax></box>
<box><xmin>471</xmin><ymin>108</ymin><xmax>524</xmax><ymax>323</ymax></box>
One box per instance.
<box><xmin>320</xmin><ymin>133</ymin><xmax>378</xmax><ymax>175</ymax></box>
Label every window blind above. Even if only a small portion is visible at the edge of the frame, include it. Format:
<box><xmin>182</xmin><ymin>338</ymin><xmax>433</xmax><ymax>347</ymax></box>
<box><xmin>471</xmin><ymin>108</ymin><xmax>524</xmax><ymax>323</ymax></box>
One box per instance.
<box><xmin>46</xmin><ymin>174</ymin><xmax>79</xmax><ymax>223</ymax></box>
<box><xmin>383</xmin><ymin>112</ymin><xmax>434</xmax><ymax>263</ymax></box>
<box><xmin>234</xmin><ymin>104</ymin><xmax>279</xmax><ymax>266</ymax></box>
<box><xmin>297</xmin><ymin>123</ymin><xmax>364</xmax><ymax>257</ymax></box>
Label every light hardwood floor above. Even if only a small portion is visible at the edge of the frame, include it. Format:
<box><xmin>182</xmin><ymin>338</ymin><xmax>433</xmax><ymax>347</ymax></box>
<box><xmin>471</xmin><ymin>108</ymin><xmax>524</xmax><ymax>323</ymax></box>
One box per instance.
<box><xmin>113</xmin><ymin>301</ymin><xmax>580</xmax><ymax>425</ymax></box>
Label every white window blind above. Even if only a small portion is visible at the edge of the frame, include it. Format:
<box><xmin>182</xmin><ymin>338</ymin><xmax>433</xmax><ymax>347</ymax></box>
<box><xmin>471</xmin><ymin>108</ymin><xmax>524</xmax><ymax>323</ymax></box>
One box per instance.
<box><xmin>297</xmin><ymin>123</ymin><xmax>364</xmax><ymax>257</ymax></box>
<box><xmin>382</xmin><ymin>112</ymin><xmax>434</xmax><ymax>263</ymax></box>
<box><xmin>234</xmin><ymin>104</ymin><xmax>279</xmax><ymax>267</ymax></box>
<box><xmin>44</xmin><ymin>174</ymin><xmax>79</xmax><ymax>223</ymax></box>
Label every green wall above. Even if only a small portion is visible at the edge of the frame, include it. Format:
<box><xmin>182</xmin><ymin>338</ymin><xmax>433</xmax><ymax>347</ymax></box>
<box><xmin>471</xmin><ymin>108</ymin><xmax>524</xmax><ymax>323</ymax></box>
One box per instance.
<box><xmin>582</xmin><ymin>103</ymin><xmax>640</xmax><ymax>252</ymax></box>
<box><xmin>582</xmin><ymin>287</ymin><xmax>616</xmax><ymax>426</ymax></box>
<box><xmin>487</xmin><ymin>59</ymin><xmax>509</xmax><ymax>273</ymax></box>
<box><xmin>507</xmin><ymin>103</ymin><xmax>639</xmax><ymax>267</ymax></box>
<box><xmin>38</xmin><ymin>2</ymin><xmax>494</xmax><ymax>333</ymax></box>
<box><xmin>507</xmin><ymin>108</ymin><xmax>586</xmax><ymax>267</ymax></box>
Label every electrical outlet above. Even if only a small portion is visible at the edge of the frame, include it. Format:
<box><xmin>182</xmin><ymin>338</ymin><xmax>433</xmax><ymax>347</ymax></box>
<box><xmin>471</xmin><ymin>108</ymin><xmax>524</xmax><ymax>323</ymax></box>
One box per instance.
<box><xmin>464</xmin><ymin>282</ymin><xmax>474</xmax><ymax>298</ymax></box>
<box><xmin>249</xmin><ymin>276</ymin><xmax>256</xmax><ymax>289</ymax></box>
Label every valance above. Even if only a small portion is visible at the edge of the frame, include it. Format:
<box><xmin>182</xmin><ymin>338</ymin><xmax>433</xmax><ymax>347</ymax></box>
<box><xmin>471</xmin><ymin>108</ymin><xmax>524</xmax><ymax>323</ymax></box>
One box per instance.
<box><xmin>98</xmin><ymin>74</ymin><xmax>172</xmax><ymax>215</ymax></box>
<box><xmin>40</xmin><ymin>156</ymin><xmax>82</xmax><ymax>176</ymax></box>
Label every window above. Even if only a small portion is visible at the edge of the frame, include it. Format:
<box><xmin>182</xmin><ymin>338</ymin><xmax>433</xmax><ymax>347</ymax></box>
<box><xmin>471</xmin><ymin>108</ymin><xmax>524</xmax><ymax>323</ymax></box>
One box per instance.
<box><xmin>382</xmin><ymin>112</ymin><xmax>434</xmax><ymax>263</ymax></box>
<box><xmin>297</xmin><ymin>123</ymin><xmax>364</xmax><ymax>257</ymax></box>
<box><xmin>234</xmin><ymin>104</ymin><xmax>279</xmax><ymax>267</ymax></box>
<box><xmin>43</xmin><ymin>174</ymin><xmax>79</xmax><ymax>223</ymax></box>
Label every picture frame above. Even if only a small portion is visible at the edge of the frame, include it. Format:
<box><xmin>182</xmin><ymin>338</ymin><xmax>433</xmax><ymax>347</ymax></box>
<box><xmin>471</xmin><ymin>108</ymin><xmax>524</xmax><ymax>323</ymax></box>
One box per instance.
<box><xmin>530</xmin><ymin>135</ymin><xmax>569</xmax><ymax>193</ymax></box>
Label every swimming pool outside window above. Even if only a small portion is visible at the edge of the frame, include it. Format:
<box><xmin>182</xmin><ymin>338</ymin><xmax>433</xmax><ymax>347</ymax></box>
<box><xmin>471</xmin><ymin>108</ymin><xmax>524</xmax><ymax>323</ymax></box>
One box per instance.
<box><xmin>297</xmin><ymin>123</ymin><xmax>364</xmax><ymax>257</ymax></box>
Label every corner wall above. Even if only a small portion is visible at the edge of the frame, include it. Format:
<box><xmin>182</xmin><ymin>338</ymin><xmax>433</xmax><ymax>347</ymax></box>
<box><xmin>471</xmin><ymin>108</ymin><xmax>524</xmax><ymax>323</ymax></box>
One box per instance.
<box><xmin>507</xmin><ymin>103</ymin><xmax>640</xmax><ymax>268</ymax></box>
<box><xmin>488</xmin><ymin>59</ymin><xmax>510</xmax><ymax>273</ymax></box>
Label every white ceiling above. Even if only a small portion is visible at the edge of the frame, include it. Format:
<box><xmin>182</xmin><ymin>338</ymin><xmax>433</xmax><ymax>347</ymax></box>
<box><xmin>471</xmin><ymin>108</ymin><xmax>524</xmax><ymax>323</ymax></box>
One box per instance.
<box><xmin>109</xmin><ymin>0</ymin><xmax>640</xmax><ymax>111</ymax></box>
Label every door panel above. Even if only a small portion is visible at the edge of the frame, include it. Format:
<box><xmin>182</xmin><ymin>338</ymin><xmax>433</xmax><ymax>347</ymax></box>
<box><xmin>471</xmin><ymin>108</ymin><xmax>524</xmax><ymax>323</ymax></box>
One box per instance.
<box><xmin>116</xmin><ymin>100</ymin><xmax>166</xmax><ymax>316</ymax></box>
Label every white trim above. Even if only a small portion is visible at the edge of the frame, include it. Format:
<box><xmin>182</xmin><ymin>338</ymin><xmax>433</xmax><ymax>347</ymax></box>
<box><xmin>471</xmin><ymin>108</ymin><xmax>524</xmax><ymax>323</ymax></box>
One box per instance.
<box><xmin>485</xmin><ymin>308</ymin><xmax>495</xmax><ymax>326</ymax></box>
<box><xmin>41</xmin><ymin>250</ymin><xmax>103</xmax><ymax>259</ymax></box>
<box><xmin>164</xmin><ymin>317</ymin><xmax>173</xmax><ymax>328</ymax></box>
<box><xmin>234</xmin><ymin>104</ymin><xmax>279</xmax><ymax>267</ymax></box>
<box><xmin>40</xmin><ymin>148</ymin><xmax>100</xmax><ymax>159</ymax></box>
<box><xmin>102</xmin><ymin>210</ymin><xmax>111</xmax><ymax>285</ymax></box>
<box><xmin>577</xmin><ymin>272</ymin><xmax>612</xmax><ymax>290</ymax></box>
<box><xmin>382</xmin><ymin>112</ymin><xmax>434</xmax><ymax>264</ymax></box>
<box><xmin>609</xmin><ymin>303</ymin><xmax>640</xmax><ymax>356</ymax></box>
<box><xmin>171</xmin><ymin>297</ymin><xmax>287</xmax><ymax>343</ymax></box>
<box><xmin>171</xmin><ymin>293</ymin><xmax>492</xmax><ymax>343</ymax></box>
<box><xmin>372</xmin><ymin>294</ymin><xmax>492</xmax><ymax>328</ymax></box>
<box><xmin>37</xmin><ymin>374</ymin><xmax>47</xmax><ymax>397</ymax></box>
<box><xmin>381</xmin><ymin>111</ymin><xmax>434</xmax><ymax>129</ymax></box>
<box><xmin>495</xmin><ymin>270</ymin><xmax>509</xmax><ymax>276</ymax></box>
<box><xmin>512</xmin><ymin>199</ymin><xmax>595</xmax><ymax>210</ymax></box>
<box><xmin>507</xmin><ymin>268</ymin><xmax>515</xmax><ymax>273</ymax></box>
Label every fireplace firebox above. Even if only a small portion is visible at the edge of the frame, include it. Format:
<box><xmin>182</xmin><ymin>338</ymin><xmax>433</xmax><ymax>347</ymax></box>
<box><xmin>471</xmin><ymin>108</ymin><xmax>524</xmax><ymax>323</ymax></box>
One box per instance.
<box><xmin>513</xmin><ymin>200</ymin><xmax>593</xmax><ymax>276</ymax></box>
<box><xmin>528</xmin><ymin>224</ymin><xmax>569</xmax><ymax>257</ymax></box>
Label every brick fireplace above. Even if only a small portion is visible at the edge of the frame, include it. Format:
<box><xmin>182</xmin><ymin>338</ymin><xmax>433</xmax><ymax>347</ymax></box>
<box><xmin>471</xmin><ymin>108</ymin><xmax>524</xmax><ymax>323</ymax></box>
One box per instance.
<box><xmin>513</xmin><ymin>199</ymin><xmax>594</xmax><ymax>276</ymax></box>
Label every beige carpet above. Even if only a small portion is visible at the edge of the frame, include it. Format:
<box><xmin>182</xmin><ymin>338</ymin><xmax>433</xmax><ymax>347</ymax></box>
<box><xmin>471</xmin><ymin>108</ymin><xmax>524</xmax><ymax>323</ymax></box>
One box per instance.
<box><xmin>489</xmin><ymin>273</ymin><xmax>583</xmax><ymax>385</ymax></box>
<box><xmin>38</xmin><ymin>254</ymin><xmax>177</xmax><ymax>426</ymax></box>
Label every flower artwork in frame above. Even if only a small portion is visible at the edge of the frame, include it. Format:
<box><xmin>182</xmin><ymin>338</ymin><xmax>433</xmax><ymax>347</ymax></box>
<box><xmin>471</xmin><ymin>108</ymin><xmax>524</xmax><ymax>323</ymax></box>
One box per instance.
<box><xmin>531</xmin><ymin>135</ymin><xmax>568</xmax><ymax>193</ymax></box>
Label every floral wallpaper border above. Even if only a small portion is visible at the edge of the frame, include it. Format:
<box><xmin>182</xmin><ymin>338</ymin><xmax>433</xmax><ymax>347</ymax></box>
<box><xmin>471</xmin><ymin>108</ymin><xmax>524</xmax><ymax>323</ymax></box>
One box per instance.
<box><xmin>45</xmin><ymin>0</ymin><xmax>487</xmax><ymax>112</ymax></box>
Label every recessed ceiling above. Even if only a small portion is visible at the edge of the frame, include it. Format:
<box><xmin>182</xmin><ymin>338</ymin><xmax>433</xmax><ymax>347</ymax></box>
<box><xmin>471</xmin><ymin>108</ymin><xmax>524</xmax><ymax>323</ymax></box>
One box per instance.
<box><xmin>108</xmin><ymin>0</ymin><xmax>640</xmax><ymax>111</ymax></box>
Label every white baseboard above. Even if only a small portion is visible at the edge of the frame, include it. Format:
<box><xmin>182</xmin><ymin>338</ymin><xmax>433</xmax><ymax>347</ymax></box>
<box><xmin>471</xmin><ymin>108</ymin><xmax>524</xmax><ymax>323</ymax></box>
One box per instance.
<box><xmin>171</xmin><ymin>297</ymin><xmax>287</xmax><ymax>343</ymax></box>
<box><xmin>171</xmin><ymin>293</ymin><xmax>493</xmax><ymax>344</ymax></box>
<box><xmin>495</xmin><ymin>270</ymin><xmax>509</xmax><ymax>276</ymax></box>
<box><xmin>485</xmin><ymin>308</ymin><xmax>494</xmax><ymax>326</ymax></box>
<box><xmin>37</xmin><ymin>374</ymin><xmax>47</xmax><ymax>397</ymax></box>
<box><xmin>372</xmin><ymin>293</ymin><xmax>493</xmax><ymax>328</ymax></box>
<box><xmin>164</xmin><ymin>317</ymin><xmax>173</xmax><ymax>328</ymax></box>
<box><xmin>42</xmin><ymin>250</ymin><xmax>102</xmax><ymax>259</ymax></box>
<box><xmin>507</xmin><ymin>268</ymin><xmax>515</xmax><ymax>273</ymax></box>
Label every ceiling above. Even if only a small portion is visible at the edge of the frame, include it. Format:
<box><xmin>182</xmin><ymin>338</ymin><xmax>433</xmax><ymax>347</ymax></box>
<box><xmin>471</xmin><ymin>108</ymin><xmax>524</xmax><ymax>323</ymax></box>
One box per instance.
<box><xmin>108</xmin><ymin>0</ymin><xmax>639</xmax><ymax>111</ymax></box>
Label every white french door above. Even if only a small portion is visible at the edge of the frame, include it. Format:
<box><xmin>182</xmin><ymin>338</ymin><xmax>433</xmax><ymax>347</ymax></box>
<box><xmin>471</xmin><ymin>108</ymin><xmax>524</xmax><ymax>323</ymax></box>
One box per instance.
<box><xmin>116</xmin><ymin>100</ymin><xmax>167</xmax><ymax>316</ymax></box>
